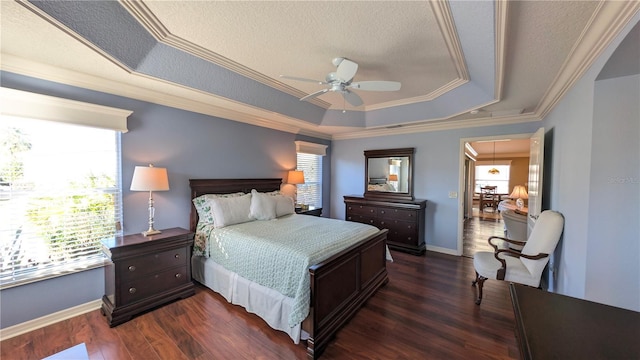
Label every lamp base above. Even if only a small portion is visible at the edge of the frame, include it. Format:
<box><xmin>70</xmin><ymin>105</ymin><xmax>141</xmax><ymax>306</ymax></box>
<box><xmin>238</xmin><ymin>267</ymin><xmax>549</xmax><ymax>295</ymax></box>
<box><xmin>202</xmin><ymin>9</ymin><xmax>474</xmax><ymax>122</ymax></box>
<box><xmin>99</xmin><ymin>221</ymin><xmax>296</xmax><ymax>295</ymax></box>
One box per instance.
<box><xmin>142</xmin><ymin>228</ymin><xmax>162</xmax><ymax>237</ymax></box>
<box><xmin>516</xmin><ymin>198</ymin><xmax>524</xmax><ymax>209</ymax></box>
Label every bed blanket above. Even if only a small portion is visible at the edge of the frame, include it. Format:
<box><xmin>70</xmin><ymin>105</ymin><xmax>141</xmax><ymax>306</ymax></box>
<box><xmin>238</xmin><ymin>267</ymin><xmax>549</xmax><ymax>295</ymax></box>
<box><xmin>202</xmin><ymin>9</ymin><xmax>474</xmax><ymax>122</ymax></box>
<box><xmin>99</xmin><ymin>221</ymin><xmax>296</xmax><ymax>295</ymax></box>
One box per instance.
<box><xmin>193</xmin><ymin>214</ymin><xmax>379</xmax><ymax>326</ymax></box>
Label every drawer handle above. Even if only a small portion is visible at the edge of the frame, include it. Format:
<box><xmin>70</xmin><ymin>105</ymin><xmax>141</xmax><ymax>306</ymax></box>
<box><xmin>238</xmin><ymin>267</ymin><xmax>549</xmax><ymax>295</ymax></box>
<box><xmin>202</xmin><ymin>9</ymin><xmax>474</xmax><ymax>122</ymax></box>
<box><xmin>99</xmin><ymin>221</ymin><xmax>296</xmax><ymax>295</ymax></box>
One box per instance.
<box><xmin>128</xmin><ymin>265</ymin><xmax>136</xmax><ymax>272</ymax></box>
<box><xmin>175</xmin><ymin>273</ymin><xmax>182</xmax><ymax>279</ymax></box>
<box><xmin>129</xmin><ymin>287</ymin><xmax>137</xmax><ymax>294</ymax></box>
<box><xmin>174</xmin><ymin>254</ymin><xmax>180</xmax><ymax>259</ymax></box>
<box><xmin>370</xmin><ymin>209</ymin><xmax>374</xmax><ymax>213</ymax></box>
<box><xmin>380</xmin><ymin>210</ymin><xmax>385</xmax><ymax>214</ymax></box>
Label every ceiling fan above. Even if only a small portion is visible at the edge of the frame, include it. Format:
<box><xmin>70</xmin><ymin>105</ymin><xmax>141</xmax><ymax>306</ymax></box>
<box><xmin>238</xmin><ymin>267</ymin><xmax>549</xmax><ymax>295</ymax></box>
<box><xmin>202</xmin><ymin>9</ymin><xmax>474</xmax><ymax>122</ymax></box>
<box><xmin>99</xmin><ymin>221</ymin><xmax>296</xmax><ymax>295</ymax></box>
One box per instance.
<box><xmin>280</xmin><ymin>57</ymin><xmax>401</xmax><ymax>109</ymax></box>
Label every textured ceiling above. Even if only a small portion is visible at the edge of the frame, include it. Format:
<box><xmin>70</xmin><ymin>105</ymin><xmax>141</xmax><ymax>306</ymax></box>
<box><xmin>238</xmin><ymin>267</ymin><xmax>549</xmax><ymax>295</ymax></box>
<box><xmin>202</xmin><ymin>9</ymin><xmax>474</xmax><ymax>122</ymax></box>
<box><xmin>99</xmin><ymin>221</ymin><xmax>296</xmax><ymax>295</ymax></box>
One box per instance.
<box><xmin>1</xmin><ymin>1</ymin><xmax>638</xmax><ymax>139</ymax></box>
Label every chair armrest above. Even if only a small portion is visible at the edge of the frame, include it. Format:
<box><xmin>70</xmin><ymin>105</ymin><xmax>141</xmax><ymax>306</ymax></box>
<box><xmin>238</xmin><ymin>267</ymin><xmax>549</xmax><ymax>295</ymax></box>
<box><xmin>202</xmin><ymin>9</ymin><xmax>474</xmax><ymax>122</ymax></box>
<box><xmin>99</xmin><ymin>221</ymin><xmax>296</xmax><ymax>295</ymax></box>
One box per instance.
<box><xmin>488</xmin><ymin>235</ymin><xmax>549</xmax><ymax>280</ymax></box>
<box><xmin>488</xmin><ymin>236</ymin><xmax>526</xmax><ymax>250</ymax></box>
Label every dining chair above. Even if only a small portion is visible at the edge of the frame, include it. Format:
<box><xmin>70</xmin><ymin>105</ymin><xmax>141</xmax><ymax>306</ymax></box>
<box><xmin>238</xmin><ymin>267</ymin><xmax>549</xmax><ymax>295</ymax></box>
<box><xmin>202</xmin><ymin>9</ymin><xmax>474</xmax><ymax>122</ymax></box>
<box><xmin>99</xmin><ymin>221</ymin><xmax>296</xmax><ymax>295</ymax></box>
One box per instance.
<box><xmin>480</xmin><ymin>186</ymin><xmax>498</xmax><ymax>212</ymax></box>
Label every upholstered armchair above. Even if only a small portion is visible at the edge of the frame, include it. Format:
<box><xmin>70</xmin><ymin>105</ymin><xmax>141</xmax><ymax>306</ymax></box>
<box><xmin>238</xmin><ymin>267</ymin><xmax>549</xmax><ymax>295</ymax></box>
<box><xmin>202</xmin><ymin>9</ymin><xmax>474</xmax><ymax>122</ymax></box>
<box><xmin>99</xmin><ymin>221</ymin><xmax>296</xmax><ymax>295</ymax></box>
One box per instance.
<box><xmin>472</xmin><ymin>210</ymin><xmax>564</xmax><ymax>305</ymax></box>
<box><xmin>501</xmin><ymin>209</ymin><xmax>528</xmax><ymax>250</ymax></box>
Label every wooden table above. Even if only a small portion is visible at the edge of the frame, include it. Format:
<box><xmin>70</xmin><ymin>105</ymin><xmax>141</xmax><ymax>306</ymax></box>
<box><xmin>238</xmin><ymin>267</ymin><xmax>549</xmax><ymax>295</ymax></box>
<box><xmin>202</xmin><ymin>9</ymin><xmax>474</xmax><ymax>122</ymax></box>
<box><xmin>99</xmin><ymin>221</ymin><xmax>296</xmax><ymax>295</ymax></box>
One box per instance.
<box><xmin>509</xmin><ymin>283</ymin><xmax>640</xmax><ymax>359</ymax></box>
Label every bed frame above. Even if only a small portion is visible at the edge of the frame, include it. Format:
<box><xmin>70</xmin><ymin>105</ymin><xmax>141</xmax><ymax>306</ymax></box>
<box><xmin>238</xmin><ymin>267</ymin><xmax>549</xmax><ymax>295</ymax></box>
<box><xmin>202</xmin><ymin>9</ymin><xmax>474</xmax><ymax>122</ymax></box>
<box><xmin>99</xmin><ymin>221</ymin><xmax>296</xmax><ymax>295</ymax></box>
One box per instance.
<box><xmin>189</xmin><ymin>178</ymin><xmax>389</xmax><ymax>359</ymax></box>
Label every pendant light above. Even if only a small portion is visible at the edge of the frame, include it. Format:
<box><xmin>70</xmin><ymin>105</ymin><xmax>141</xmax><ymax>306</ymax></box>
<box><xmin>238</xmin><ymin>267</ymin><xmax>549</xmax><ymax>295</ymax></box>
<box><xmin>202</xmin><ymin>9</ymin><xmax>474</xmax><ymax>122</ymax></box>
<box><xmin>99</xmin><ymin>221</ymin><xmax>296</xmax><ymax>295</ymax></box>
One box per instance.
<box><xmin>488</xmin><ymin>141</ymin><xmax>500</xmax><ymax>175</ymax></box>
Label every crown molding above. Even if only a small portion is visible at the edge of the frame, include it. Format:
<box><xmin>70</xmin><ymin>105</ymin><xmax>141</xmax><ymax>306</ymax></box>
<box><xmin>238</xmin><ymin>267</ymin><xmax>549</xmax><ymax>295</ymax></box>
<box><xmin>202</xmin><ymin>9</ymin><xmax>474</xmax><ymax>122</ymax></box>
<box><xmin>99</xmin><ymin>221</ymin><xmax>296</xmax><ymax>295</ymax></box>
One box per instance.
<box><xmin>332</xmin><ymin>112</ymin><xmax>541</xmax><ymax>140</ymax></box>
<box><xmin>1</xmin><ymin>54</ymin><xmax>332</xmax><ymax>140</ymax></box>
<box><xmin>119</xmin><ymin>0</ymin><xmax>331</xmax><ymax>109</ymax></box>
<box><xmin>16</xmin><ymin>0</ymin><xmax>133</xmax><ymax>75</ymax></box>
<box><xmin>429</xmin><ymin>0</ymin><xmax>470</xmax><ymax>81</ymax></box>
<box><xmin>535</xmin><ymin>0</ymin><xmax>640</xmax><ymax>119</ymax></box>
<box><xmin>494</xmin><ymin>0</ymin><xmax>509</xmax><ymax>100</ymax></box>
<box><xmin>364</xmin><ymin>77</ymin><xmax>468</xmax><ymax>111</ymax></box>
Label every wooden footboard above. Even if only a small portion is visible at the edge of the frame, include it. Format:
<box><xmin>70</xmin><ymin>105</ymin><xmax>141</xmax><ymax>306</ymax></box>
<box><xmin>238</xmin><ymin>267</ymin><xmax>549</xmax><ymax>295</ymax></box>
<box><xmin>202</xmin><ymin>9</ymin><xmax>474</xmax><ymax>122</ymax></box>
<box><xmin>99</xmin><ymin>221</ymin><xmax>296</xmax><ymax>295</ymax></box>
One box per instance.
<box><xmin>302</xmin><ymin>229</ymin><xmax>389</xmax><ymax>359</ymax></box>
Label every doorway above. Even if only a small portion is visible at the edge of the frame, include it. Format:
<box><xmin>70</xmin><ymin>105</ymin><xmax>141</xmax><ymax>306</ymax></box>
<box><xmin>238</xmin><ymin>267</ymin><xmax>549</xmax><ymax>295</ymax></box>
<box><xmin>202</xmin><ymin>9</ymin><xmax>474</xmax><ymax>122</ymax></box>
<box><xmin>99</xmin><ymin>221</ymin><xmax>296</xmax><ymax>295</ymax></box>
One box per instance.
<box><xmin>458</xmin><ymin>134</ymin><xmax>532</xmax><ymax>257</ymax></box>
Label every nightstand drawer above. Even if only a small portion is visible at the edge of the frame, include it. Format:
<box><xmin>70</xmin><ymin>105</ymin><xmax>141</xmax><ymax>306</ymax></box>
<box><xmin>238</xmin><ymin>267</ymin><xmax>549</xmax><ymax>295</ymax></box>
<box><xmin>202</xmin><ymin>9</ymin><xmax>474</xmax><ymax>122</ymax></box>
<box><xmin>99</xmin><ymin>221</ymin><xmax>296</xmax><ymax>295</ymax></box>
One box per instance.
<box><xmin>118</xmin><ymin>247</ymin><xmax>188</xmax><ymax>280</ymax></box>
<box><xmin>120</xmin><ymin>265</ymin><xmax>189</xmax><ymax>304</ymax></box>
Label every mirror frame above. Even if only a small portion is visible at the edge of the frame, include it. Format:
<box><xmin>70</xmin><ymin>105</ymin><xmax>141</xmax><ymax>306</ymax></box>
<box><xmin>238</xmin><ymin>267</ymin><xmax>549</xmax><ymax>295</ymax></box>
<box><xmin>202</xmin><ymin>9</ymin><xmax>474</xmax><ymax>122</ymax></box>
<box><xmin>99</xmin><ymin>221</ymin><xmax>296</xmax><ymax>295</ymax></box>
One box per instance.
<box><xmin>364</xmin><ymin>147</ymin><xmax>415</xmax><ymax>201</ymax></box>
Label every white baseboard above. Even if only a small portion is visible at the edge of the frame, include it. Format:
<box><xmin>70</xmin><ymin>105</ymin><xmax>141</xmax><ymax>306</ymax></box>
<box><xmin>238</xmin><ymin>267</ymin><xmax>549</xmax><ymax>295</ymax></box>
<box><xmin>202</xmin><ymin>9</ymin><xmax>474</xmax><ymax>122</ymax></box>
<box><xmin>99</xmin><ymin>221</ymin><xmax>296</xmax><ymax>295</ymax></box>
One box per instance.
<box><xmin>0</xmin><ymin>299</ymin><xmax>102</xmax><ymax>341</ymax></box>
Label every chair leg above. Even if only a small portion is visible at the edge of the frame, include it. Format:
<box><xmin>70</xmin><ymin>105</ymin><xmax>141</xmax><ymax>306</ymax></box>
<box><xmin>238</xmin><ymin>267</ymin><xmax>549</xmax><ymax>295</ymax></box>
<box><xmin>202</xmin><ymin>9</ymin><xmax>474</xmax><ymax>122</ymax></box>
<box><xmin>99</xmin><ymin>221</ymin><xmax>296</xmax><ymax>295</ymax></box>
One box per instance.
<box><xmin>475</xmin><ymin>275</ymin><xmax>487</xmax><ymax>305</ymax></box>
<box><xmin>472</xmin><ymin>271</ymin><xmax>479</xmax><ymax>286</ymax></box>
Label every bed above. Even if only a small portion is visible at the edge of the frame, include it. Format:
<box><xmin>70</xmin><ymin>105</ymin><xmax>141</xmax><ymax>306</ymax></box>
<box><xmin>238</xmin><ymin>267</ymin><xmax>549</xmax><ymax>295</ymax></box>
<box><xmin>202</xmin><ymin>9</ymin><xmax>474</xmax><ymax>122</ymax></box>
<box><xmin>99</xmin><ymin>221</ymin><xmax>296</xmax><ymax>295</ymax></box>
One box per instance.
<box><xmin>189</xmin><ymin>178</ymin><xmax>390</xmax><ymax>359</ymax></box>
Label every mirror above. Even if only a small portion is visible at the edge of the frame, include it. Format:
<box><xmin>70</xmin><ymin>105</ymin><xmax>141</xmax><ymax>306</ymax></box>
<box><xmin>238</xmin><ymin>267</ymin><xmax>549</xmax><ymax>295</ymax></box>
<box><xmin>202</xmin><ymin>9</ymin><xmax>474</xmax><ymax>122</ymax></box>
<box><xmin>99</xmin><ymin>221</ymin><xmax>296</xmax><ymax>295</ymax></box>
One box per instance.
<box><xmin>364</xmin><ymin>148</ymin><xmax>414</xmax><ymax>201</ymax></box>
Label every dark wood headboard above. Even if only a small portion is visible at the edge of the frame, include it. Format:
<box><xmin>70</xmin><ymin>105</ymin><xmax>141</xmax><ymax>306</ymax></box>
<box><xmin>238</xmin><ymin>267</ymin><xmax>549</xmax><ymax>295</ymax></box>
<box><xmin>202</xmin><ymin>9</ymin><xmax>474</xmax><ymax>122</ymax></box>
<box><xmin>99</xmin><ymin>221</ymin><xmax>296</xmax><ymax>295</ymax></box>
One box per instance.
<box><xmin>189</xmin><ymin>178</ymin><xmax>282</xmax><ymax>231</ymax></box>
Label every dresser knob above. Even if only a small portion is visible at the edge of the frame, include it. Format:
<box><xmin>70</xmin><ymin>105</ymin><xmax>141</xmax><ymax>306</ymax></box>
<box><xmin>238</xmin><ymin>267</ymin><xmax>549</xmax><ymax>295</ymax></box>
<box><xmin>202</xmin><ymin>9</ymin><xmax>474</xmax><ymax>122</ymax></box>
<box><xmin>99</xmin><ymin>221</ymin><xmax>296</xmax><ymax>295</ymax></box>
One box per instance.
<box><xmin>129</xmin><ymin>287</ymin><xmax>137</xmax><ymax>294</ymax></box>
<box><xmin>380</xmin><ymin>210</ymin><xmax>385</xmax><ymax>214</ymax></box>
<box><xmin>174</xmin><ymin>254</ymin><xmax>180</xmax><ymax>259</ymax></box>
<box><xmin>128</xmin><ymin>265</ymin><xmax>136</xmax><ymax>272</ymax></box>
<box><xmin>175</xmin><ymin>273</ymin><xmax>182</xmax><ymax>278</ymax></box>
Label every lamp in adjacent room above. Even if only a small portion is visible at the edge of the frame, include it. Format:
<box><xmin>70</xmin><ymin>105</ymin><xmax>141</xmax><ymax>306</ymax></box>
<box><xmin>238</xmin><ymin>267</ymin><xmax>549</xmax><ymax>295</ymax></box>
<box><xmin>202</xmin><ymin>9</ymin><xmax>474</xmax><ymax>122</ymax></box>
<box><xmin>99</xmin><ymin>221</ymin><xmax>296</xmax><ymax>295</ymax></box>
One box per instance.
<box><xmin>388</xmin><ymin>174</ymin><xmax>398</xmax><ymax>182</ymax></box>
<box><xmin>488</xmin><ymin>141</ymin><xmax>500</xmax><ymax>175</ymax></box>
<box><xmin>287</xmin><ymin>170</ymin><xmax>305</xmax><ymax>205</ymax></box>
<box><xmin>130</xmin><ymin>164</ymin><xmax>170</xmax><ymax>236</ymax></box>
<box><xmin>509</xmin><ymin>185</ymin><xmax>529</xmax><ymax>210</ymax></box>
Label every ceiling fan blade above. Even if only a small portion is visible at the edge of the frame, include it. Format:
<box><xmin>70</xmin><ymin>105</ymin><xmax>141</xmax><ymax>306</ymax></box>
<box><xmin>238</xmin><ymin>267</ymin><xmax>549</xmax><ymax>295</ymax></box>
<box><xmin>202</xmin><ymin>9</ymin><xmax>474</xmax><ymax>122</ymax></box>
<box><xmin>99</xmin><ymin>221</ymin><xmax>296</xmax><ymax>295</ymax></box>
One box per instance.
<box><xmin>279</xmin><ymin>75</ymin><xmax>326</xmax><ymax>85</ymax></box>
<box><xmin>337</xmin><ymin>59</ymin><xmax>358</xmax><ymax>82</ymax></box>
<box><xmin>350</xmin><ymin>81</ymin><xmax>401</xmax><ymax>91</ymax></box>
<box><xmin>343</xmin><ymin>90</ymin><xmax>363</xmax><ymax>107</ymax></box>
<box><xmin>300</xmin><ymin>88</ymin><xmax>329</xmax><ymax>102</ymax></box>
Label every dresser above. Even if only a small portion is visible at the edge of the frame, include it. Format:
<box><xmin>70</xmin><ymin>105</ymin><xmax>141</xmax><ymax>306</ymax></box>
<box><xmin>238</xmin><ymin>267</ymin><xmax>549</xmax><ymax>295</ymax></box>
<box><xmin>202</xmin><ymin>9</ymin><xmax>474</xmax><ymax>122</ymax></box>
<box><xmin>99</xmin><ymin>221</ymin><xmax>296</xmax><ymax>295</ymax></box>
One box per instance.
<box><xmin>101</xmin><ymin>227</ymin><xmax>195</xmax><ymax>327</ymax></box>
<box><xmin>344</xmin><ymin>196</ymin><xmax>426</xmax><ymax>255</ymax></box>
<box><xmin>510</xmin><ymin>283</ymin><xmax>640</xmax><ymax>359</ymax></box>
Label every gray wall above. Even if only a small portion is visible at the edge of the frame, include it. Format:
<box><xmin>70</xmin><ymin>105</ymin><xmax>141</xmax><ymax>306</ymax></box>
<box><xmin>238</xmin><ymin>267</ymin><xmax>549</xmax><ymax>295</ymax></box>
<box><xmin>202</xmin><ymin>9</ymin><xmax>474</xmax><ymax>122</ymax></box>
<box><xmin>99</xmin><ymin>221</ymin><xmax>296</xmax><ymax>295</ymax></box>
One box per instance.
<box><xmin>542</xmin><ymin>15</ymin><xmax>639</xmax><ymax>310</ymax></box>
<box><xmin>0</xmin><ymin>72</ymin><xmax>330</xmax><ymax>328</ymax></box>
<box><xmin>331</xmin><ymin>122</ymin><xmax>541</xmax><ymax>252</ymax></box>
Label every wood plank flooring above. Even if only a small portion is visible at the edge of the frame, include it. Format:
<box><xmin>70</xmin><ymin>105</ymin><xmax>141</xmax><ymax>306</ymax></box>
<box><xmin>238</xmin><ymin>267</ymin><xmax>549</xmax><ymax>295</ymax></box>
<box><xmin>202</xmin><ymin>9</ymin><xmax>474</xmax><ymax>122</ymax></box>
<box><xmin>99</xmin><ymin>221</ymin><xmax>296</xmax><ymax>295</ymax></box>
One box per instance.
<box><xmin>463</xmin><ymin>208</ymin><xmax>506</xmax><ymax>258</ymax></box>
<box><xmin>1</xmin><ymin>251</ymin><xmax>518</xmax><ymax>360</ymax></box>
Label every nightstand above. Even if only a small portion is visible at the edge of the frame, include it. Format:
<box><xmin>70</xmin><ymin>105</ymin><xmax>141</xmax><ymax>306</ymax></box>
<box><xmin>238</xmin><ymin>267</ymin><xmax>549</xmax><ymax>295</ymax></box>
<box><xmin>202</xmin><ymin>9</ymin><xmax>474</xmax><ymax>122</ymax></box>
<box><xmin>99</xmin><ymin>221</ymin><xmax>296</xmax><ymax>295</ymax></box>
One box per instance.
<box><xmin>101</xmin><ymin>227</ymin><xmax>195</xmax><ymax>327</ymax></box>
<box><xmin>295</xmin><ymin>206</ymin><xmax>322</xmax><ymax>217</ymax></box>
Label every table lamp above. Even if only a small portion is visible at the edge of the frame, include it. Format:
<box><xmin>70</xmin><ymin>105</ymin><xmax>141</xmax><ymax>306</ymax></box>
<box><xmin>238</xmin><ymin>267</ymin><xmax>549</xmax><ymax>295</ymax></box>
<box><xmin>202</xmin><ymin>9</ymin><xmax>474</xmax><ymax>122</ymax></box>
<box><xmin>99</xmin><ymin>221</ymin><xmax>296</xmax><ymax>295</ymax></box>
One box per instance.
<box><xmin>288</xmin><ymin>170</ymin><xmax>305</xmax><ymax>206</ymax></box>
<box><xmin>130</xmin><ymin>164</ymin><xmax>170</xmax><ymax>236</ymax></box>
<box><xmin>509</xmin><ymin>185</ymin><xmax>528</xmax><ymax>210</ymax></box>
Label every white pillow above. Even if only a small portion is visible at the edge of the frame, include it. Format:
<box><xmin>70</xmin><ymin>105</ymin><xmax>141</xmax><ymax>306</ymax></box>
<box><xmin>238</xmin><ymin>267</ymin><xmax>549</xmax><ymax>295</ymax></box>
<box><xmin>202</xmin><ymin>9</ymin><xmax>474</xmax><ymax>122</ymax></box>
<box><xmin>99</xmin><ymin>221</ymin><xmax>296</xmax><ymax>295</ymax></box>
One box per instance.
<box><xmin>274</xmin><ymin>194</ymin><xmax>295</xmax><ymax>217</ymax></box>
<box><xmin>210</xmin><ymin>193</ymin><xmax>252</xmax><ymax>228</ymax></box>
<box><xmin>192</xmin><ymin>192</ymin><xmax>245</xmax><ymax>225</ymax></box>
<box><xmin>249</xmin><ymin>189</ymin><xmax>277</xmax><ymax>220</ymax></box>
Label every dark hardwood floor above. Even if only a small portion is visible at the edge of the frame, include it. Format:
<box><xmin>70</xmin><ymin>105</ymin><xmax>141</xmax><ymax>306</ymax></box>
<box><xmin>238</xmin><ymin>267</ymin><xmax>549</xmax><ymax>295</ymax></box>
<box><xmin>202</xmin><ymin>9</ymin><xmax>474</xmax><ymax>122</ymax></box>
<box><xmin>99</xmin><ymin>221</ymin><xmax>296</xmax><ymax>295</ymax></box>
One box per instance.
<box><xmin>463</xmin><ymin>207</ymin><xmax>505</xmax><ymax>258</ymax></box>
<box><xmin>1</xmin><ymin>251</ymin><xmax>518</xmax><ymax>360</ymax></box>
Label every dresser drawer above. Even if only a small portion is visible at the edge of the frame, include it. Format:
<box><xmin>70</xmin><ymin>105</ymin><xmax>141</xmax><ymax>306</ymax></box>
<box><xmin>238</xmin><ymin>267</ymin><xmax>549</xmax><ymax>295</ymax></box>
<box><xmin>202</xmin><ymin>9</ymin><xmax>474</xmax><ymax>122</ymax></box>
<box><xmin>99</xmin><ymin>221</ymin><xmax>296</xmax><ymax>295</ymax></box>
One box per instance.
<box><xmin>378</xmin><ymin>207</ymin><xmax>417</xmax><ymax>221</ymax></box>
<box><xmin>118</xmin><ymin>247</ymin><xmax>188</xmax><ymax>281</ymax></box>
<box><xmin>384</xmin><ymin>220</ymin><xmax>419</xmax><ymax>245</ymax></box>
<box><xmin>346</xmin><ymin>204</ymin><xmax>378</xmax><ymax>216</ymax></box>
<box><xmin>347</xmin><ymin>214</ymin><xmax>377</xmax><ymax>226</ymax></box>
<box><xmin>120</xmin><ymin>265</ymin><xmax>189</xmax><ymax>304</ymax></box>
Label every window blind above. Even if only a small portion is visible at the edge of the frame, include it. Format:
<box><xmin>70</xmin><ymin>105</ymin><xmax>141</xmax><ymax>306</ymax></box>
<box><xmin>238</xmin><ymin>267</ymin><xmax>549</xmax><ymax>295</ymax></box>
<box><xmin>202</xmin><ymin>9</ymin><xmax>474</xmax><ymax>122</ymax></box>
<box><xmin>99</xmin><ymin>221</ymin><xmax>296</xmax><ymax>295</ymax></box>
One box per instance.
<box><xmin>296</xmin><ymin>152</ymin><xmax>322</xmax><ymax>208</ymax></box>
<box><xmin>0</xmin><ymin>116</ymin><xmax>123</xmax><ymax>289</ymax></box>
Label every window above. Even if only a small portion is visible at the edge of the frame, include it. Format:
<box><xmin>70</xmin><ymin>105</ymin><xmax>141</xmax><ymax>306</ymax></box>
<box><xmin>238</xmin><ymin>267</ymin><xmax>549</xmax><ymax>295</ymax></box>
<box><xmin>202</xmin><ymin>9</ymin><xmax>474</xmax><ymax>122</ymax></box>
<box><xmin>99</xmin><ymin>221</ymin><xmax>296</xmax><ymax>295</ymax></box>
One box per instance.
<box><xmin>294</xmin><ymin>141</ymin><xmax>327</xmax><ymax>208</ymax></box>
<box><xmin>475</xmin><ymin>162</ymin><xmax>511</xmax><ymax>194</ymax></box>
<box><xmin>296</xmin><ymin>153</ymin><xmax>322</xmax><ymax>207</ymax></box>
<box><xmin>0</xmin><ymin>88</ymin><xmax>129</xmax><ymax>288</ymax></box>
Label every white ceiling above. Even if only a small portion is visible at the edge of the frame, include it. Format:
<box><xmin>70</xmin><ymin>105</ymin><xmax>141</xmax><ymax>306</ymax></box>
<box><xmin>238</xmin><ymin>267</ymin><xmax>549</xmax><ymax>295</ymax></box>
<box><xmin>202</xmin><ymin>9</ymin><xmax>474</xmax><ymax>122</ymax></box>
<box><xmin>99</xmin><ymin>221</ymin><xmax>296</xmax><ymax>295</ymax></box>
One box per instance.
<box><xmin>1</xmin><ymin>1</ymin><xmax>638</xmax><ymax>139</ymax></box>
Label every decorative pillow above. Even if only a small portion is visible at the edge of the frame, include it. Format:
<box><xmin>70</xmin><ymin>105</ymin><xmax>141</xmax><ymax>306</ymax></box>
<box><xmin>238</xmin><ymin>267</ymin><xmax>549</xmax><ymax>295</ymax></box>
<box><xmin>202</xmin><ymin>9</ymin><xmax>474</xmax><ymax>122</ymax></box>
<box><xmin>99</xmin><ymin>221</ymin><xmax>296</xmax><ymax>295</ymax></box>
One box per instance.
<box><xmin>249</xmin><ymin>189</ymin><xmax>277</xmax><ymax>221</ymax></box>
<box><xmin>209</xmin><ymin>193</ymin><xmax>253</xmax><ymax>228</ymax></box>
<box><xmin>274</xmin><ymin>194</ymin><xmax>295</xmax><ymax>217</ymax></box>
<box><xmin>193</xmin><ymin>192</ymin><xmax>245</xmax><ymax>225</ymax></box>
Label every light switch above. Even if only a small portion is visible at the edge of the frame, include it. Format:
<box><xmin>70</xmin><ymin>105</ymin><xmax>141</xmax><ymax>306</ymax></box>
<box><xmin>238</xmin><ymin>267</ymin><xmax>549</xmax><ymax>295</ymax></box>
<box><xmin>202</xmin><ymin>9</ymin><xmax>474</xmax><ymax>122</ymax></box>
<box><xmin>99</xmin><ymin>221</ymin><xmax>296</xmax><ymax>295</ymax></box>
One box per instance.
<box><xmin>448</xmin><ymin>191</ymin><xmax>458</xmax><ymax>198</ymax></box>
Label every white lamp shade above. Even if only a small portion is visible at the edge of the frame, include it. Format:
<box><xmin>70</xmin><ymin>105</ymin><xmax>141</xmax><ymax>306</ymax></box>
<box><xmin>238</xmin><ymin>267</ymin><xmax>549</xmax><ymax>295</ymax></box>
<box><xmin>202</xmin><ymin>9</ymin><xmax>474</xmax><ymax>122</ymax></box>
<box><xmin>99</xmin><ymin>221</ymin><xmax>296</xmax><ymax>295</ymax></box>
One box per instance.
<box><xmin>130</xmin><ymin>165</ymin><xmax>170</xmax><ymax>191</ymax></box>
<box><xmin>288</xmin><ymin>170</ymin><xmax>305</xmax><ymax>185</ymax></box>
<box><xmin>509</xmin><ymin>185</ymin><xmax>528</xmax><ymax>199</ymax></box>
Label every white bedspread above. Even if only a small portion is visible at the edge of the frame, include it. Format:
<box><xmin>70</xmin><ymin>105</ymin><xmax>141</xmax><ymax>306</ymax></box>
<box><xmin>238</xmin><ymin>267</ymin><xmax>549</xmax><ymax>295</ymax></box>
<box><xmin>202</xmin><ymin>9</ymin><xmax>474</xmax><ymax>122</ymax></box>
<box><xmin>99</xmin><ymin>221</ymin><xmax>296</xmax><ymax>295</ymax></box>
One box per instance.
<box><xmin>193</xmin><ymin>214</ymin><xmax>382</xmax><ymax>326</ymax></box>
